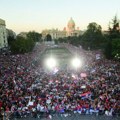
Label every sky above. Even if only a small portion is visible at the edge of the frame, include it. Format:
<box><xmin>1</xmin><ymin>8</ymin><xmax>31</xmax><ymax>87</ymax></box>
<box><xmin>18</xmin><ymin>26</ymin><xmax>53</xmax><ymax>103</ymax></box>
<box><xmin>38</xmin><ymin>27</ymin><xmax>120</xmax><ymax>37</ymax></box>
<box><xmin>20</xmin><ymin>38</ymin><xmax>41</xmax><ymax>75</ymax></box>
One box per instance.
<box><xmin>0</xmin><ymin>0</ymin><xmax>120</xmax><ymax>34</ymax></box>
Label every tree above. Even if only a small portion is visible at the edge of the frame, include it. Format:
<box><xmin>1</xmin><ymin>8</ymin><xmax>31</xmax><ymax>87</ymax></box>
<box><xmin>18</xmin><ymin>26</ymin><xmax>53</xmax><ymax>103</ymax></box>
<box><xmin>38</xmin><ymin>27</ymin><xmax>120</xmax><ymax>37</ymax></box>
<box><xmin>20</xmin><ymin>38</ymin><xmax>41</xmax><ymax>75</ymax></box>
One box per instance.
<box><xmin>46</xmin><ymin>34</ymin><xmax>52</xmax><ymax>41</ymax></box>
<box><xmin>7</xmin><ymin>29</ymin><xmax>16</xmax><ymax>46</ymax></box>
<box><xmin>27</xmin><ymin>31</ymin><xmax>42</xmax><ymax>42</ymax></box>
<box><xmin>82</xmin><ymin>22</ymin><xmax>103</xmax><ymax>49</ymax></box>
<box><xmin>68</xmin><ymin>36</ymin><xmax>80</xmax><ymax>46</ymax></box>
<box><xmin>57</xmin><ymin>37</ymin><xmax>68</xmax><ymax>43</ymax></box>
<box><xmin>109</xmin><ymin>15</ymin><xmax>120</xmax><ymax>39</ymax></box>
<box><xmin>104</xmin><ymin>15</ymin><xmax>120</xmax><ymax>59</ymax></box>
<box><xmin>10</xmin><ymin>36</ymin><xmax>35</xmax><ymax>54</ymax></box>
<box><xmin>104</xmin><ymin>39</ymin><xmax>113</xmax><ymax>59</ymax></box>
<box><xmin>7</xmin><ymin>36</ymin><xmax>16</xmax><ymax>46</ymax></box>
<box><xmin>112</xmin><ymin>38</ymin><xmax>120</xmax><ymax>60</ymax></box>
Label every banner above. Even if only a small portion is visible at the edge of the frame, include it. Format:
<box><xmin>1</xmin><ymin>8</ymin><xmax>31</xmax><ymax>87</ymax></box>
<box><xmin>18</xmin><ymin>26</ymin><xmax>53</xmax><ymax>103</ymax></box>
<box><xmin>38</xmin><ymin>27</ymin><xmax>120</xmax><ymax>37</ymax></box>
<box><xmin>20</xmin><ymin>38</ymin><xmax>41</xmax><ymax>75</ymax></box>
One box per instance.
<box><xmin>80</xmin><ymin>73</ymin><xmax>87</xmax><ymax>77</ymax></box>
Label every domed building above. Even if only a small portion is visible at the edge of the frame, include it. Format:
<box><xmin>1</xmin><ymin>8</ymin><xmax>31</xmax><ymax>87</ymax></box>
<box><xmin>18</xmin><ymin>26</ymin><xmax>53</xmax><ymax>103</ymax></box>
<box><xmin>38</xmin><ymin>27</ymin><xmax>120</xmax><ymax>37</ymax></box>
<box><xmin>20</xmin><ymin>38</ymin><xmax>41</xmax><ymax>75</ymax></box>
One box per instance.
<box><xmin>42</xmin><ymin>18</ymin><xmax>82</xmax><ymax>40</ymax></box>
<box><xmin>67</xmin><ymin>17</ymin><xmax>80</xmax><ymax>36</ymax></box>
<box><xmin>67</xmin><ymin>17</ymin><xmax>75</xmax><ymax>31</ymax></box>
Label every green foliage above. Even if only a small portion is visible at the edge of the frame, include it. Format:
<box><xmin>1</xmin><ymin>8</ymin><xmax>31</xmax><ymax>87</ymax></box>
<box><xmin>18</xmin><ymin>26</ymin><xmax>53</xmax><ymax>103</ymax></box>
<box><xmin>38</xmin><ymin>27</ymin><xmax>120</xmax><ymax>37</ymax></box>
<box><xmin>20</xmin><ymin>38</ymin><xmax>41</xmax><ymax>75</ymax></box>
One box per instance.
<box><xmin>56</xmin><ymin>22</ymin><xmax>104</xmax><ymax>50</ymax></box>
<box><xmin>27</xmin><ymin>31</ymin><xmax>42</xmax><ymax>42</ymax></box>
<box><xmin>104</xmin><ymin>38</ymin><xmax>120</xmax><ymax>60</ymax></box>
<box><xmin>57</xmin><ymin>36</ymin><xmax>81</xmax><ymax>46</ymax></box>
<box><xmin>10</xmin><ymin>31</ymin><xmax>42</xmax><ymax>54</ymax></box>
<box><xmin>104</xmin><ymin>15</ymin><xmax>120</xmax><ymax>59</ymax></box>
<box><xmin>67</xmin><ymin>36</ymin><xmax>79</xmax><ymax>45</ymax></box>
<box><xmin>109</xmin><ymin>15</ymin><xmax>120</xmax><ymax>39</ymax></box>
<box><xmin>111</xmin><ymin>38</ymin><xmax>120</xmax><ymax>59</ymax></box>
<box><xmin>46</xmin><ymin>34</ymin><xmax>52</xmax><ymax>41</ymax></box>
<box><xmin>57</xmin><ymin>37</ymin><xmax>68</xmax><ymax>43</ymax></box>
<box><xmin>7</xmin><ymin>36</ymin><xmax>16</xmax><ymax>46</ymax></box>
<box><xmin>82</xmin><ymin>22</ymin><xmax>104</xmax><ymax>50</ymax></box>
<box><xmin>10</xmin><ymin>36</ymin><xmax>35</xmax><ymax>54</ymax></box>
<box><xmin>104</xmin><ymin>39</ymin><xmax>113</xmax><ymax>59</ymax></box>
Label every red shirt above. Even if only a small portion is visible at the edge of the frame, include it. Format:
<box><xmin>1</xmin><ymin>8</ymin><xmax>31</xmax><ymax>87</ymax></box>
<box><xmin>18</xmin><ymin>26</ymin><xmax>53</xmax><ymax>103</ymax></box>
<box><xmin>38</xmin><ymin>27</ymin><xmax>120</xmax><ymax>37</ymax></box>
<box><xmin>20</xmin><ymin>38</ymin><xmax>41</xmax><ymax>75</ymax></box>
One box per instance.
<box><xmin>0</xmin><ymin>101</ymin><xmax>2</xmax><ymax>109</ymax></box>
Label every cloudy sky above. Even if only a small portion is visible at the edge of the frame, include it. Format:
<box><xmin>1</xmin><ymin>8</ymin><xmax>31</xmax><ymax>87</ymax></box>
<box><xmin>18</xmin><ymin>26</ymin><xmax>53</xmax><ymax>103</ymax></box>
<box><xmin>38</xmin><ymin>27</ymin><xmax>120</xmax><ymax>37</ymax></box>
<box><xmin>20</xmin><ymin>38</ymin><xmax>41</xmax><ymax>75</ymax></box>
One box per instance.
<box><xmin>0</xmin><ymin>0</ymin><xmax>119</xmax><ymax>34</ymax></box>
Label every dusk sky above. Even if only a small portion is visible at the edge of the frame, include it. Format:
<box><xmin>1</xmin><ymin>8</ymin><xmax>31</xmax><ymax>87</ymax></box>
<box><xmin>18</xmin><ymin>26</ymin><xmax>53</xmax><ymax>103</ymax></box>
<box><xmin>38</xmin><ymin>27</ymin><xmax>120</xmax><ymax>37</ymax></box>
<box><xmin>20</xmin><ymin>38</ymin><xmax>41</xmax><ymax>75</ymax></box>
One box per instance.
<box><xmin>0</xmin><ymin>0</ymin><xmax>120</xmax><ymax>34</ymax></box>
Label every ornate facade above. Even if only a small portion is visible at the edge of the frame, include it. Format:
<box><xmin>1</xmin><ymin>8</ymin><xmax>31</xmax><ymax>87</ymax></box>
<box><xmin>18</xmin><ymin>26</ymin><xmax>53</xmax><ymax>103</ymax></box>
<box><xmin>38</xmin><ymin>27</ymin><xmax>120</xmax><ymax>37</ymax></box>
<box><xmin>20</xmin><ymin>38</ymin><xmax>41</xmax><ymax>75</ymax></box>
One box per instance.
<box><xmin>0</xmin><ymin>18</ymin><xmax>8</xmax><ymax>49</ymax></box>
<box><xmin>42</xmin><ymin>18</ymin><xmax>82</xmax><ymax>40</ymax></box>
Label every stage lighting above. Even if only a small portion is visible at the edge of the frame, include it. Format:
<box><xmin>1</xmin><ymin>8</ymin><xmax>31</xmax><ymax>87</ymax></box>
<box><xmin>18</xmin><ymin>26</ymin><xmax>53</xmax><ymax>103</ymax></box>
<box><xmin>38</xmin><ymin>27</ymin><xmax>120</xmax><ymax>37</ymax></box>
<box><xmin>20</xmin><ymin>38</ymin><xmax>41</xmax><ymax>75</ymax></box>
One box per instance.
<box><xmin>71</xmin><ymin>57</ymin><xmax>82</xmax><ymax>69</ymax></box>
<box><xmin>45</xmin><ymin>57</ymin><xmax>57</xmax><ymax>69</ymax></box>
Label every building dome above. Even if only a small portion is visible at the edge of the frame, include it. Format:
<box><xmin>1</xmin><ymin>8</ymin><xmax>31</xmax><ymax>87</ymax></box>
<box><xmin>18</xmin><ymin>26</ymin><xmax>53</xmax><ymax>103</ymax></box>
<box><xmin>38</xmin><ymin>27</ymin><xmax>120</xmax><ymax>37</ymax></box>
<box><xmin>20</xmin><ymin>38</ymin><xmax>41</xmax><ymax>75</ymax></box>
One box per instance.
<box><xmin>67</xmin><ymin>17</ymin><xmax>75</xmax><ymax>29</ymax></box>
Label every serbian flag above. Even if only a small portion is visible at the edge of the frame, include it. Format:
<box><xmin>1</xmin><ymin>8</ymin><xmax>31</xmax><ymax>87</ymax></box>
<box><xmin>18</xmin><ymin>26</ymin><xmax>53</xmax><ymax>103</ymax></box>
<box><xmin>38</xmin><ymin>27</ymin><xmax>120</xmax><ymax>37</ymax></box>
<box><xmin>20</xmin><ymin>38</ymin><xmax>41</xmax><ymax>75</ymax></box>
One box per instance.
<box><xmin>80</xmin><ymin>91</ymin><xmax>92</xmax><ymax>99</ymax></box>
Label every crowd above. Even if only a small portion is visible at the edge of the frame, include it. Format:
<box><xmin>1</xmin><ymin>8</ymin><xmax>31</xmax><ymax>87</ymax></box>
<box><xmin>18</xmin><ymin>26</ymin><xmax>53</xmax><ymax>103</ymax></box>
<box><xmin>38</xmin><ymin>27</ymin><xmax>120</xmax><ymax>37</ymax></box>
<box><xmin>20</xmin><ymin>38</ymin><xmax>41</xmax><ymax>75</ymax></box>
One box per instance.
<box><xmin>0</xmin><ymin>43</ymin><xmax>120</xmax><ymax>119</ymax></box>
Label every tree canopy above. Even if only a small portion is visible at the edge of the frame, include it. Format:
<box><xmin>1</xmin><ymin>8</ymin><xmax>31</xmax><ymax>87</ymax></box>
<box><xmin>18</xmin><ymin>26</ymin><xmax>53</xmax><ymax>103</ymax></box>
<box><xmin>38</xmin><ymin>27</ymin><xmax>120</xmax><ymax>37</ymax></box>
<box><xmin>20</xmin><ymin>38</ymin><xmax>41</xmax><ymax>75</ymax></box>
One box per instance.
<box><xmin>81</xmin><ymin>22</ymin><xmax>104</xmax><ymax>49</ymax></box>
<box><xmin>46</xmin><ymin>34</ymin><xmax>52</xmax><ymax>41</ymax></box>
<box><xmin>104</xmin><ymin>15</ymin><xmax>120</xmax><ymax>59</ymax></box>
<box><xmin>27</xmin><ymin>31</ymin><xmax>42</xmax><ymax>42</ymax></box>
<box><xmin>109</xmin><ymin>15</ymin><xmax>120</xmax><ymax>39</ymax></box>
<box><xmin>10</xmin><ymin>36</ymin><xmax>35</xmax><ymax>54</ymax></box>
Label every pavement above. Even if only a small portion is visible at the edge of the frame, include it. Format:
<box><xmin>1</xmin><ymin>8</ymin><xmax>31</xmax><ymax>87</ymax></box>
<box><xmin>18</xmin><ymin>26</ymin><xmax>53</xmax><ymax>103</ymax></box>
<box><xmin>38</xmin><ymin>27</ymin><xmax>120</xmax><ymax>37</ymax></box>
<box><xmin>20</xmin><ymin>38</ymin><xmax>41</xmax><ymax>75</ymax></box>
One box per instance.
<box><xmin>11</xmin><ymin>113</ymin><xmax>120</xmax><ymax>120</ymax></box>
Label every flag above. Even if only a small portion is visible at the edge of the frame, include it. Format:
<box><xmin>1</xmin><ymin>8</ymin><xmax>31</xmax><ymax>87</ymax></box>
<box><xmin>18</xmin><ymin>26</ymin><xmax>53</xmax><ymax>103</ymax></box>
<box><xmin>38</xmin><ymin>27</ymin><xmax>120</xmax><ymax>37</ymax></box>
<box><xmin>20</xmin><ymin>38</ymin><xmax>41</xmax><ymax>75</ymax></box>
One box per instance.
<box><xmin>80</xmin><ymin>91</ymin><xmax>92</xmax><ymax>99</ymax></box>
<box><xmin>96</xmin><ymin>54</ymin><xmax>101</xmax><ymax>60</ymax></box>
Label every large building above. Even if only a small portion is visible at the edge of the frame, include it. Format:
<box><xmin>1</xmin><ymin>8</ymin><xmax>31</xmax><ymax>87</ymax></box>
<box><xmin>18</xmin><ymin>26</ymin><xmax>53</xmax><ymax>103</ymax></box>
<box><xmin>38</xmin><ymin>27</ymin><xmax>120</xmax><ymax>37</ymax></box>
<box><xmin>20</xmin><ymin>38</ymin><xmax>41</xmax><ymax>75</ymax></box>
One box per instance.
<box><xmin>0</xmin><ymin>18</ymin><xmax>8</xmax><ymax>49</ymax></box>
<box><xmin>42</xmin><ymin>18</ymin><xmax>82</xmax><ymax>40</ymax></box>
<box><xmin>42</xmin><ymin>29</ymin><xmax>66</xmax><ymax>40</ymax></box>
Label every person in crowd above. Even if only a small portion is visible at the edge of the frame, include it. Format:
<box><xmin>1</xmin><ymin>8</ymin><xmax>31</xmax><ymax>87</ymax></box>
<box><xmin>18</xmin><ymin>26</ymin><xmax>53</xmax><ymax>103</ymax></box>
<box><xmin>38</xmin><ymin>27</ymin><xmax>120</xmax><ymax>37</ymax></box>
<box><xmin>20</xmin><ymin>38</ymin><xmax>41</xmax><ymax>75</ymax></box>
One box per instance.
<box><xmin>0</xmin><ymin>43</ymin><xmax>120</xmax><ymax>119</ymax></box>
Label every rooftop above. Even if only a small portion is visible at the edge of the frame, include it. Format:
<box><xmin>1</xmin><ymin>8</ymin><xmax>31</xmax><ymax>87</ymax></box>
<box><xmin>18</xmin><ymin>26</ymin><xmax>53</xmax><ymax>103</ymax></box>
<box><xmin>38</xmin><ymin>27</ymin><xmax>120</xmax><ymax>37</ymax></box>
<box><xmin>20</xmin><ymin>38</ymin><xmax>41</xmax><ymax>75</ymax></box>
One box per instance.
<box><xmin>0</xmin><ymin>18</ymin><xmax>5</xmax><ymax>25</ymax></box>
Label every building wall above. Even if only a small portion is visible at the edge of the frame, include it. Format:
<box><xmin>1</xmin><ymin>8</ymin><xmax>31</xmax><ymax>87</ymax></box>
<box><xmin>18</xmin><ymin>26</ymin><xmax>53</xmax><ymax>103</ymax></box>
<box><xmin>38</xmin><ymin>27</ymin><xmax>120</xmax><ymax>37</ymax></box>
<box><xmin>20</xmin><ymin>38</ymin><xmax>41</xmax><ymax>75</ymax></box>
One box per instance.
<box><xmin>42</xmin><ymin>29</ymin><xmax>66</xmax><ymax>40</ymax></box>
<box><xmin>42</xmin><ymin>18</ymin><xmax>82</xmax><ymax>40</ymax></box>
<box><xmin>0</xmin><ymin>19</ymin><xmax>8</xmax><ymax>49</ymax></box>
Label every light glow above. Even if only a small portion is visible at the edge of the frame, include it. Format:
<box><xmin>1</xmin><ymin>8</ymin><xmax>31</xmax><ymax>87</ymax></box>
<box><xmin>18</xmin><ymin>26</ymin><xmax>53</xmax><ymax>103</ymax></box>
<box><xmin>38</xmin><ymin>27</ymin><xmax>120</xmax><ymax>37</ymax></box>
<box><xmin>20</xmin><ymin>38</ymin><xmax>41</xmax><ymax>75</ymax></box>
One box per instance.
<box><xmin>45</xmin><ymin>57</ymin><xmax>57</xmax><ymax>69</ymax></box>
<box><xmin>71</xmin><ymin>57</ymin><xmax>82</xmax><ymax>69</ymax></box>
